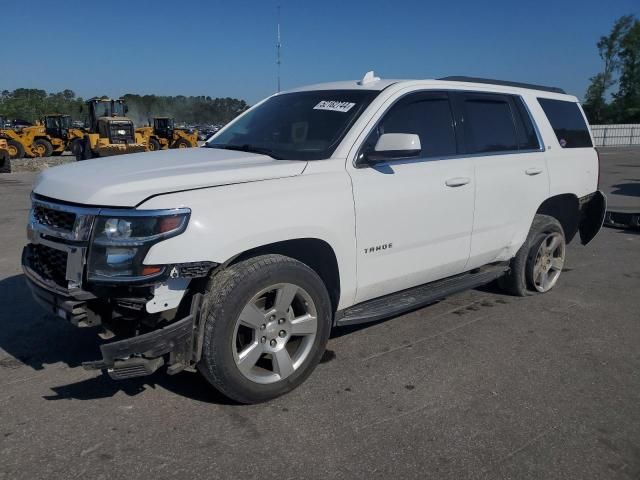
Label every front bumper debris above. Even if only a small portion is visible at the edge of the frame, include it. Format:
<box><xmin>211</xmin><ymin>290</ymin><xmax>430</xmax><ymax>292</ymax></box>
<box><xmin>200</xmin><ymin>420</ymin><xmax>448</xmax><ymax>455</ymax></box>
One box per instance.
<box><xmin>82</xmin><ymin>294</ymin><xmax>203</xmax><ymax>379</ymax></box>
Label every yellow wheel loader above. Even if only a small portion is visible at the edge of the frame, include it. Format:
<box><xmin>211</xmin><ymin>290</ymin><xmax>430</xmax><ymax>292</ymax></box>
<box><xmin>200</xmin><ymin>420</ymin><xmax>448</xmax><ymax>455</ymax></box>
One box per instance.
<box><xmin>136</xmin><ymin>117</ymin><xmax>198</xmax><ymax>151</ymax></box>
<box><xmin>42</xmin><ymin>114</ymin><xmax>86</xmax><ymax>156</ymax></box>
<box><xmin>75</xmin><ymin>98</ymin><xmax>146</xmax><ymax>161</ymax></box>
<box><xmin>0</xmin><ymin>115</ymin><xmax>81</xmax><ymax>159</ymax></box>
<box><xmin>0</xmin><ymin>138</ymin><xmax>10</xmax><ymax>173</ymax></box>
<box><xmin>0</xmin><ymin>115</ymin><xmax>35</xmax><ymax>159</ymax></box>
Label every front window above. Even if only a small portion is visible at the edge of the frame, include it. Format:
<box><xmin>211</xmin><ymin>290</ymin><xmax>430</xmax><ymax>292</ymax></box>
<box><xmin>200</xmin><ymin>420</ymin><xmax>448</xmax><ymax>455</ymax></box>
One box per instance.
<box><xmin>93</xmin><ymin>101</ymin><xmax>126</xmax><ymax>118</ymax></box>
<box><xmin>206</xmin><ymin>90</ymin><xmax>379</xmax><ymax>160</ymax></box>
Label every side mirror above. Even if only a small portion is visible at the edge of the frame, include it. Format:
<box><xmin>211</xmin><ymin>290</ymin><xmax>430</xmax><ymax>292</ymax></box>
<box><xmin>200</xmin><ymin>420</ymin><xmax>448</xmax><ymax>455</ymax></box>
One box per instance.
<box><xmin>364</xmin><ymin>133</ymin><xmax>421</xmax><ymax>164</ymax></box>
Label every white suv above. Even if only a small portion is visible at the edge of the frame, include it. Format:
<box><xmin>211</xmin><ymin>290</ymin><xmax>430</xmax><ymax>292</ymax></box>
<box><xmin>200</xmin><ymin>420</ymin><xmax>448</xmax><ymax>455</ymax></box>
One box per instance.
<box><xmin>23</xmin><ymin>73</ymin><xmax>606</xmax><ymax>403</ymax></box>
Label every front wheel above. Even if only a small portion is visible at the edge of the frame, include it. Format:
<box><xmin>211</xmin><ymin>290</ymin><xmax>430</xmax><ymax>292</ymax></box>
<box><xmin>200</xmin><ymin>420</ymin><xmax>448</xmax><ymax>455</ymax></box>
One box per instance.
<box><xmin>31</xmin><ymin>138</ymin><xmax>53</xmax><ymax>157</ymax></box>
<box><xmin>198</xmin><ymin>255</ymin><xmax>332</xmax><ymax>404</ymax></box>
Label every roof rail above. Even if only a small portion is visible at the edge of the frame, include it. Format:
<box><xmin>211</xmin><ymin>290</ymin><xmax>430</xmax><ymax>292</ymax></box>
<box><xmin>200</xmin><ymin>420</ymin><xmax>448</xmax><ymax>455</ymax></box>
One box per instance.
<box><xmin>438</xmin><ymin>76</ymin><xmax>566</xmax><ymax>94</ymax></box>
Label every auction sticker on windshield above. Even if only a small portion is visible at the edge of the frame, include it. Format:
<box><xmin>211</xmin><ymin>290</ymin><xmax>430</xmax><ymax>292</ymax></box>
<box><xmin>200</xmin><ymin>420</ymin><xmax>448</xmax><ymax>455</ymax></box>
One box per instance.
<box><xmin>313</xmin><ymin>101</ymin><xmax>356</xmax><ymax>113</ymax></box>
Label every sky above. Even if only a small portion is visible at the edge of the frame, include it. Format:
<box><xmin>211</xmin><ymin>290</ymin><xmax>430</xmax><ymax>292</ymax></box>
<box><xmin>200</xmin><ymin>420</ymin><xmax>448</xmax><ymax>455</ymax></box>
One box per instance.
<box><xmin>2</xmin><ymin>0</ymin><xmax>639</xmax><ymax>104</ymax></box>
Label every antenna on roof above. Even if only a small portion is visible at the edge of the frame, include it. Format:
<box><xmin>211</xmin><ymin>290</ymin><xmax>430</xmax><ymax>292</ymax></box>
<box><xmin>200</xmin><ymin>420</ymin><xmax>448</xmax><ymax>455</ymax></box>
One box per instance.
<box><xmin>358</xmin><ymin>71</ymin><xmax>380</xmax><ymax>86</ymax></box>
<box><xmin>276</xmin><ymin>6</ymin><xmax>282</xmax><ymax>92</ymax></box>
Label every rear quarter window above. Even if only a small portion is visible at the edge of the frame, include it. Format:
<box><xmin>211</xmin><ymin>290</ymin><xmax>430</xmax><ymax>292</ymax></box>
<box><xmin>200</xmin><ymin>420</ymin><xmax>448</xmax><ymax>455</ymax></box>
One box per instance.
<box><xmin>537</xmin><ymin>98</ymin><xmax>592</xmax><ymax>148</ymax></box>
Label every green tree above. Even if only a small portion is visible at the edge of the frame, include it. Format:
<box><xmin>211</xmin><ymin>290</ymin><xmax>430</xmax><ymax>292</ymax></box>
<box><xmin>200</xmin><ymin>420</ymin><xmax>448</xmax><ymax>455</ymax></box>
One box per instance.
<box><xmin>613</xmin><ymin>19</ymin><xmax>640</xmax><ymax>122</ymax></box>
<box><xmin>583</xmin><ymin>15</ymin><xmax>634</xmax><ymax>123</ymax></box>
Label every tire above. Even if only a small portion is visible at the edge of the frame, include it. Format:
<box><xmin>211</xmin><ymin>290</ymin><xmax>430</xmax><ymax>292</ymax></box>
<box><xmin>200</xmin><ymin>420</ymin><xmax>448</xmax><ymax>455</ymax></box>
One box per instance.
<box><xmin>198</xmin><ymin>254</ymin><xmax>332</xmax><ymax>404</ymax></box>
<box><xmin>80</xmin><ymin>137</ymin><xmax>93</xmax><ymax>161</ymax></box>
<box><xmin>7</xmin><ymin>139</ymin><xmax>25</xmax><ymax>159</ymax></box>
<box><xmin>0</xmin><ymin>151</ymin><xmax>10</xmax><ymax>173</ymax></box>
<box><xmin>31</xmin><ymin>138</ymin><xmax>53</xmax><ymax>157</ymax></box>
<box><xmin>174</xmin><ymin>138</ymin><xmax>190</xmax><ymax>149</ymax></box>
<box><xmin>499</xmin><ymin>214</ymin><xmax>566</xmax><ymax>296</ymax></box>
<box><xmin>148</xmin><ymin>138</ymin><xmax>161</xmax><ymax>152</ymax></box>
<box><xmin>70</xmin><ymin>139</ymin><xmax>83</xmax><ymax>159</ymax></box>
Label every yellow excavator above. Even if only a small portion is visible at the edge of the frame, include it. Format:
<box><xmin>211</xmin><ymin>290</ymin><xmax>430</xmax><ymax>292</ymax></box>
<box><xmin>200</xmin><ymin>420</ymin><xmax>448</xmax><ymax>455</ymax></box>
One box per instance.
<box><xmin>136</xmin><ymin>117</ymin><xmax>198</xmax><ymax>151</ymax></box>
<box><xmin>75</xmin><ymin>97</ymin><xmax>146</xmax><ymax>160</ymax></box>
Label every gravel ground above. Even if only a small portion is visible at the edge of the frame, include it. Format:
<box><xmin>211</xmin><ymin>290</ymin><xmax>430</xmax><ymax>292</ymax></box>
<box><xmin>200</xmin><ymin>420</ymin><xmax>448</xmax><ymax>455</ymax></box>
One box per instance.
<box><xmin>0</xmin><ymin>153</ymin><xmax>639</xmax><ymax>479</ymax></box>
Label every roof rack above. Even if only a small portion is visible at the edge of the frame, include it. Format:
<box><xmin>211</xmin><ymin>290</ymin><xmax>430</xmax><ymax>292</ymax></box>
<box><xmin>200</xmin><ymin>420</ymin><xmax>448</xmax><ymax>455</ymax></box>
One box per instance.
<box><xmin>438</xmin><ymin>76</ymin><xmax>566</xmax><ymax>94</ymax></box>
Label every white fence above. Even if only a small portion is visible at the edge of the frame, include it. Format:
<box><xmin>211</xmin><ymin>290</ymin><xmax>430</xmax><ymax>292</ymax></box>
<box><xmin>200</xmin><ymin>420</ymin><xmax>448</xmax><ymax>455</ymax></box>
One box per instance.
<box><xmin>591</xmin><ymin>124</ymin><xmax>640</xmax><ymax>147</ymax></box>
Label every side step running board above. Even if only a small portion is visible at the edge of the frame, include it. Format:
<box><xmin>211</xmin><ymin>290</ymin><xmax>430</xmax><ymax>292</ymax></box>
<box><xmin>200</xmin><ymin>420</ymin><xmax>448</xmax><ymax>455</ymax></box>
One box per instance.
<box><xmin>335</xmin><ymin>263</ymin><xmax>509</xmax><ymax>327</ymax></box>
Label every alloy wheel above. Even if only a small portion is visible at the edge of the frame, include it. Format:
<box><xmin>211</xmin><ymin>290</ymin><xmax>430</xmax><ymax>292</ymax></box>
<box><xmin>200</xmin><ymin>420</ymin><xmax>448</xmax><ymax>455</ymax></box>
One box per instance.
<box><xmin>532</xmin><ymin>232</ymin><xmax>565</xmax><ymax>292</ymax></box>
<box><xmin>232</xmin><ymin>283</ymin><xmax>318</xmax><ymax>384</ymax></box>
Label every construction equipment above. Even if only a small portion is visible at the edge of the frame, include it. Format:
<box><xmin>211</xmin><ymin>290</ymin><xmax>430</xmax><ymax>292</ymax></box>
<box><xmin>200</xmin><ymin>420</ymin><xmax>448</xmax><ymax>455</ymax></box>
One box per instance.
<box><xmin>0</xmin><ymin>114</ymin><xmax>81</xmax><ymax>159</ymax></box>
<box><xmin>42</xmin><ymin>114</ymin><xmax>85</xmax><ymax>156</ymax></box>
<box><xmin>136</xmin><ymin>117</ymin><xmax>198</xmax><ymax>151</ymax></box>
<box><xmin>75</xmin><ymin>97</ymin><xmax>146</xmax><ymax>160</ymax></box>
<box><xmin>0</xmin><ymin>115</ymin><xmax>30</xmax><ymax>159</ymax></box>
<box><xmin>0</xmin><ymin>138</ymin><xmax>10</xmax><ymax>173</ymax></box>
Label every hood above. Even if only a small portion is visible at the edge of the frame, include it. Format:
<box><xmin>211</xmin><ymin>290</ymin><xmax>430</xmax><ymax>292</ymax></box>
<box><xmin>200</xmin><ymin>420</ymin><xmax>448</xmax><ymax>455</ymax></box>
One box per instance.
<box><xmin>33</xmin><ymin>147</ymin><xmax>307</xmax><ymax>207</ymax></box>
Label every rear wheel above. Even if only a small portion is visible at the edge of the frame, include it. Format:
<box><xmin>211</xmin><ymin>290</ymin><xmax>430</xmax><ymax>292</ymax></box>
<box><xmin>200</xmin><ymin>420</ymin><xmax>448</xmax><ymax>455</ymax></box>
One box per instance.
<box><xmin>32</xmin><ymin>138</ymin><xmax>53</xmax><ymax>157</ymax></box>
<box><xmin>499</xmin><ymin>214</ymin><xmax>566</xmax><ymax>296</ymax></box>
<box><xmin>198</xmin><ymin>254</ymin><xmax>332</xmax><ymax>404</ymax></box>
<box><xmin>6</xmin><ymin>140</ymin><xmax>24</xmax><ymax>159</ymax></box>
<box><xmin>148</xmin><ymin>138</ymin><xmax>161</xmax><ymax>152</ymax></box>
<box><xmin>527</xmin><ymin>231</ymin><xmax>565</xmax><ymax>293</ymax></box>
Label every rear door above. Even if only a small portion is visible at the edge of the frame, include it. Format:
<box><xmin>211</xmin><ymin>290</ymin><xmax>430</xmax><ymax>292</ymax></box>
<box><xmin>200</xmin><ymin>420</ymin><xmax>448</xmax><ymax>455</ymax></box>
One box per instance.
<box><xmin>454</xmin><ymin>92</ymin><xmax>549</xmax><ymax>268</ymax></box>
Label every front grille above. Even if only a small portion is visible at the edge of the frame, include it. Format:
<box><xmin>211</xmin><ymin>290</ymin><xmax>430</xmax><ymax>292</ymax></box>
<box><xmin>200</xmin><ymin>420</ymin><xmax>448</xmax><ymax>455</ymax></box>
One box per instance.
<box><xmin>33</xmin><ymin>205</ymin><xmax>75</xmax><ymax>232</ymax></box>
<box><xmin>109</xmin><ymin>122</ymin><xmax>135</xmax><ymax>144</ymax></box>
<box><xmin>27</xmin><ymin>244</ymin><xmax>68</xmax><ymax>287</ymax></box>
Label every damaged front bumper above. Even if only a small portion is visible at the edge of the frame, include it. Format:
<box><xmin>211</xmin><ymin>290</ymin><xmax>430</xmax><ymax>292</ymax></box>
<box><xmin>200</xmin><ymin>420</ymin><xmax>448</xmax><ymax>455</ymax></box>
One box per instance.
<box><xmin>22</xmin><ymin>247</ymin><xmax>207</xmax><ymax>380</ymax></box>
<box><xmin>82</xmin><ymin>294</ymin><xmax>204</xmax><ymax>380</ymax></box>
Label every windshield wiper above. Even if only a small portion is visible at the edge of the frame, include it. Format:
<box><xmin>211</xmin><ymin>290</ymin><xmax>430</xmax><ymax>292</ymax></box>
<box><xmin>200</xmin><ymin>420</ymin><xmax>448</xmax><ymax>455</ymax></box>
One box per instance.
<box><xmin>206</xmin><ymin>144</ymin><xmax>284</xmax><ymax>160</ymax></box>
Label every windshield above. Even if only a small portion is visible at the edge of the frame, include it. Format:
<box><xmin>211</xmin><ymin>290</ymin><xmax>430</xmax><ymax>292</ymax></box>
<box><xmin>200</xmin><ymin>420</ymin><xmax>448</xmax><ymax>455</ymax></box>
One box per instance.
<box><xmin>93</xmin><ymin>101</ymin><xmax>125</xmax><ymax>118</ymax></box>
<box><xmin>206</xmin><ymin>90</ymin><xmax>379</xmax><ymax>160</ymax></box>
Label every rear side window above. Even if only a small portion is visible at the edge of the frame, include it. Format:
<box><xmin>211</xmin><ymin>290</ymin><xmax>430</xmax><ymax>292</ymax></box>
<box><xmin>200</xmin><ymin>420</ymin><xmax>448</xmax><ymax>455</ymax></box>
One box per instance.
<box><xmin>363</xmin><ymin>92</ymin><xmax>457</xmax><ymax>158</ymax></box>
<box><xmin>462</xmin><ymin>94</ymin><xmax>518</xmax><ymax>153</ymax></box>
<box><xmin>512</xmin><ymin>97</ymin><xmax>540</xmax><ymax>150</ymax></box>
<box><xmin>537</xmin><ymin>98</ymin><xmax>592</xmax><ymax>148</ymax></box>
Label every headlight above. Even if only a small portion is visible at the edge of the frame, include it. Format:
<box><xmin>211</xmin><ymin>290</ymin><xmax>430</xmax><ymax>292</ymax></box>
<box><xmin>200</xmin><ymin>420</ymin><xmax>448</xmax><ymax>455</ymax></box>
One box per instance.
<box><xmin>88</xmin><ymin>208</ymin><xmax>190</xmax><ymax>282</ymax></box>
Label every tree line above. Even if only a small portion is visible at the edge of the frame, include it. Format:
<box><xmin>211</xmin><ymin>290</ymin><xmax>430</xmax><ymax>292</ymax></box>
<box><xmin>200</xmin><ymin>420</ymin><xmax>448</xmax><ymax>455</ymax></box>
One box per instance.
<box><xmin>583</xmin><ymin>14</ymin><xmax>640</xmax><ymax>124</ymax></box>
<box><xmin>0</xmin><ymin>89</ymin><xmax>249</xmax><ymax>126</ymax></box>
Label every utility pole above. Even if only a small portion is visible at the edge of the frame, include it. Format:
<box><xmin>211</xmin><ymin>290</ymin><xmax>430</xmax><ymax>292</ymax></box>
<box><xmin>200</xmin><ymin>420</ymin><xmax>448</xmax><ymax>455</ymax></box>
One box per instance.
<box><xmin>276</xmin><ymin>5</ymin><xmax>281</xmax><ymax>92</ymax></box>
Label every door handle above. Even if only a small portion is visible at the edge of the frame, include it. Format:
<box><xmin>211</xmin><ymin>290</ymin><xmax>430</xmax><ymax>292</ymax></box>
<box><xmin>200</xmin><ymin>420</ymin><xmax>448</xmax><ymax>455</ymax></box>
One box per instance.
<box><xmin>445</xmin><ymin>177</ymin><xmax>471</xmax><ymax>187</ymax></box>
<box><xmin>525</xmin><ymin>167</ymin><xmax>543</xmax><ymax>176</ymax></box>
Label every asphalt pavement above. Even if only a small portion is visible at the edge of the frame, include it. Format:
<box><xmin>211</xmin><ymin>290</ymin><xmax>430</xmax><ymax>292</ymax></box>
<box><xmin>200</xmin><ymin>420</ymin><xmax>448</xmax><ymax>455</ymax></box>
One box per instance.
<box><xmin>0</xmin><ymin>151</ymin><xmax>639</xmax><ymax>480</ymax></box>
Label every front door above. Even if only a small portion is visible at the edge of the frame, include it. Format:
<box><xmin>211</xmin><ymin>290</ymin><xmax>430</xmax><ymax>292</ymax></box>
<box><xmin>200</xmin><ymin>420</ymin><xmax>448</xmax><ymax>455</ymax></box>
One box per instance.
<box><xmin>348</xmin><ymin>91</ymin><xmax>475</xmax><ymax>303</ymax></box>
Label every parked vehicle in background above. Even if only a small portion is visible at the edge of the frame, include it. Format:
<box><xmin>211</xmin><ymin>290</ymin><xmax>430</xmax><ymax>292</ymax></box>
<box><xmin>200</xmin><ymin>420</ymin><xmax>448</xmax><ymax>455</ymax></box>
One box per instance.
<box><xmin>23</xmin><ymin>72</ymin><xmax>605</xmax><ymax>403</ymax></box>
<box><xmin>136</xmin><ymin>117</ymin><xmax>198</xmax><ymax>151</ymax></box>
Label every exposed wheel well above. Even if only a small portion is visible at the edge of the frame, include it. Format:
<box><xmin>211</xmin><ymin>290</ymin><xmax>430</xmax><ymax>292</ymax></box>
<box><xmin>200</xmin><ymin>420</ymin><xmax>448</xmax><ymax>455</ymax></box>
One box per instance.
<box><xmin>536</xmin><ymin>194</ymin><xmax>580</xmax><ymax>243</ymax></box>
<box><xmin>229</xmin><ymin>238</ymin><xmax>341</xmax><ymax>310</ymax></box>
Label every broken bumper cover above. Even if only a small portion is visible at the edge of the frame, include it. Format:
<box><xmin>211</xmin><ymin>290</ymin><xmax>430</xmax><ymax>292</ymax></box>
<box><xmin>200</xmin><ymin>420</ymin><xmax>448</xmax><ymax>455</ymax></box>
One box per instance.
<box><xmin>22</xmin><ymin>247</ymin><xmax>98</xmax><ymax>327</ymax></box>
<box><xmin>82</xmin><ymin>294</ymin><xmax>203</xmax><ymax>380</ymax></box>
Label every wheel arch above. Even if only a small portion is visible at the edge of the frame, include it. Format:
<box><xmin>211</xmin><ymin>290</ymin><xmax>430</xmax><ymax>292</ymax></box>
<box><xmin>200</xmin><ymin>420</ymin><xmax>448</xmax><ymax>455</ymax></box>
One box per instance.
<box><xmin>225</xmin><ymin>238</ymin><xmax>341</xmax><ymax>312</ymax></box>
<box><xmin>535</xmin><ymin>194</ymin><xmax>580</xmax><ymax>243</ymax></box>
